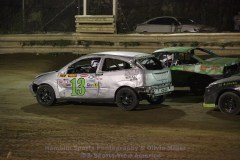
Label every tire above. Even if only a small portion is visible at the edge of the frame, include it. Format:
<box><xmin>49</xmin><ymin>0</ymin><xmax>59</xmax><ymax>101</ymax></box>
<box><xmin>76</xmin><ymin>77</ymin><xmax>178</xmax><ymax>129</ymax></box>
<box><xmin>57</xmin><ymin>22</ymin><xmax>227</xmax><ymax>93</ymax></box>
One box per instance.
<box><xmin>115</xmin><ymin>87</ymin><xmax>139</xmax><ymax>111</ymax></box>
<box><xmin>218</xmin><ymin>92</ymin><xmax>240</xmax><ymax>115</ymax></box>
<box><xmin>147</xmin><ymin>96</ymin><xmax>165</xmax><ymax>105</ymax></box>
<box><xmin>36</xmin><ymin>84</ymin><xmax>56</xmax><ymax>106</ymax></box>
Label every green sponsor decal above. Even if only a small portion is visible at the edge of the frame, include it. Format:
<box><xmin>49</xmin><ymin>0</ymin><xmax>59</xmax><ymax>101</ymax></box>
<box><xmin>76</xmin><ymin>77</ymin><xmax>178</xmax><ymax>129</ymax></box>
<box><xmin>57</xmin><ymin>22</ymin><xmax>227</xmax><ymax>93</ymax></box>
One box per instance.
<box><xmin>171</xmin><ymin>64</ymin><xmax>223</xmax><ymax>75</ymax></box>
<box><xmin>70</xmin><ymin>78</ymin><xmax>86</xmax><ymax>96</ymax></box>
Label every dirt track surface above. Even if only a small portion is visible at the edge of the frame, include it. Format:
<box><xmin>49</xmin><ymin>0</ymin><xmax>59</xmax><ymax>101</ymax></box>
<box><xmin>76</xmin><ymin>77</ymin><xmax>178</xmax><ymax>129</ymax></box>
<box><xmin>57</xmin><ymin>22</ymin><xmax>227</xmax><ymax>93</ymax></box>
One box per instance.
<box><xmin>0</xmin><ymin>53</ymin><xmax>240</xmax><ymax>160</ymax></box>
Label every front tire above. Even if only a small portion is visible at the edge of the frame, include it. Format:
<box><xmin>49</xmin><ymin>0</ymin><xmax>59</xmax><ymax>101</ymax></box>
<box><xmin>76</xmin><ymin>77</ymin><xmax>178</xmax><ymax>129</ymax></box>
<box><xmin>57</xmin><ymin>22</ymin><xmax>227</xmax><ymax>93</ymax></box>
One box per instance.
<box><xmin>147</xmin><ymin>96</ymin><xmax>165</xmax><ymax>105</ymax></box>
<box><xmin>218</xmin><ymin>92</ymin><xmax>240</xmax><ymax>115</ymax></box>
<box><xmin>36</xmin><ymin>85</ymin><xmax>56</xmax><ymax>106</ymax></box>
<box><xmin>115</xmin><ymin>87</ymin><xmax>139</xmax><ymax>111</ymax></box>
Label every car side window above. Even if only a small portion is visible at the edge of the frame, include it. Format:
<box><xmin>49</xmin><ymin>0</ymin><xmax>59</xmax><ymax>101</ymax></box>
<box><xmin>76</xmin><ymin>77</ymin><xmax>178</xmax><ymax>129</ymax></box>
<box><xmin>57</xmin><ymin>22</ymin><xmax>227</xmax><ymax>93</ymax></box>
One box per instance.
<box><xmin>177</xmin><ymin>53</ymin><xmax>198</xmax><ymax>65</ymax></box>
<box><xmin>171</xmin><ymin>19</ymin><xmax>180</xmax><ymax>25</ymax></box>
<box><xmin>102</xmin><ymin>58</ymin><xmax>132</xmax><ymax>72</ymax></box>
<box><xmin>138</xmin><ymin>57</ymin><xmax>163</xmax><ymax>70</ymax></box>
<box><xmin>148</xmin><ymin>18</ymin><xmax>165</xmax><ymax>25</ymax></box>
<box><xmin>164</xmin><ymin>18</ymin><xmax>176</xmax><ymax>25</ymax></box>
<box><xmin>148</xmin><ymin>18</ymin><xmax>174</xmax><ymax>25</ymax></box>
<box><xmin>67</xmin><ymin>58</ymin><xmax>101</xmax><ymax>74</ymax></box>
<box><xmin>158</xmin><ymin>53</ymin><xmax>175</xmax><ymax>67</ymax></box>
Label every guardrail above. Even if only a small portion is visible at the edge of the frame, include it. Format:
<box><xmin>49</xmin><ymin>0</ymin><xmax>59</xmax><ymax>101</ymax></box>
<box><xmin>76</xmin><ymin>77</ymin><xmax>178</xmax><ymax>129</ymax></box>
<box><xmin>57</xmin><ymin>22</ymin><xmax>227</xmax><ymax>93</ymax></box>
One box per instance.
<box><xmin>0</xmin><ymin>33</ymin><xmax>240</xmax><ymax>55</ymax></box>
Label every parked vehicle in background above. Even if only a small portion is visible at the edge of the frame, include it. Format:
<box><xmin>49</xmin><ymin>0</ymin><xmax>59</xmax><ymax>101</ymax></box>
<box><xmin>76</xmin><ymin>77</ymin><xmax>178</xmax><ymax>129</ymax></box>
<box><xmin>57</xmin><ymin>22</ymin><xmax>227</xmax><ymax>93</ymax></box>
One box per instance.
<box><xmin>153</xmin><ymin>47</ymin><xmax>240</xmax><ymax>95</ymax></box>
<box><xmin>204</xmin><ymin>74</ymin><xmax>240</xmax><ymax>115</ymax></box>
<box><xmin>135</xmin><ymin>16</ymin><xmax>216</xmax><ymax>33</ymax></box>
<box><xmin>29</xmin><ymin>51</ymin><xmax>174</xmax><ymax>111</ymax></box>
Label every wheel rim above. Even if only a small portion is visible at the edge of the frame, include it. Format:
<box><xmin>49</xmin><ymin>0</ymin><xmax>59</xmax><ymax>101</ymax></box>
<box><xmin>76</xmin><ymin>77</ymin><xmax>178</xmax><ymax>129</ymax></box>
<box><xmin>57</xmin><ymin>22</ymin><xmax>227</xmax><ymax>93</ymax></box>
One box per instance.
<box><xmin>38</xmin><ymin>88</ymin><xmax>52</xmax><ymax>103</ymax></box>
<box><xmin>221</xmin><ymin>95</ymin><xmax>237</xmax><ymax>114</ymax></box>
<box><xmin>120</xmin><ymin>92</ymin><xmax>133</xmax><ymax>106</ymax></box>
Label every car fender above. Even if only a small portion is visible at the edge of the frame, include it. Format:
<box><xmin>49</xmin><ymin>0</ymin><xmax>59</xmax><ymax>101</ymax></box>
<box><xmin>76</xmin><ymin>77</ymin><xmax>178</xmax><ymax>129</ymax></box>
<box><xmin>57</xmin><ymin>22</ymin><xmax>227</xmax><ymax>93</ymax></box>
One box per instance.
<box><xmin>33</xmin><ymin>72</ymin><xmax>60</xmax><ymax>98</ymax></box>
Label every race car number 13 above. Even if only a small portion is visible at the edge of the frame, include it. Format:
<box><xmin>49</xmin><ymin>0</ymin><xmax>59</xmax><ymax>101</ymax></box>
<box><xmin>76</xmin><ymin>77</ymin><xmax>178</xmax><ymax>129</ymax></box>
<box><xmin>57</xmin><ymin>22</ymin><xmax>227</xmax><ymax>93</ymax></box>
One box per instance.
<box><xmin>70</xmin><ymin>78</ymin><xmax>86</xmax><ymax>96</ymax></box>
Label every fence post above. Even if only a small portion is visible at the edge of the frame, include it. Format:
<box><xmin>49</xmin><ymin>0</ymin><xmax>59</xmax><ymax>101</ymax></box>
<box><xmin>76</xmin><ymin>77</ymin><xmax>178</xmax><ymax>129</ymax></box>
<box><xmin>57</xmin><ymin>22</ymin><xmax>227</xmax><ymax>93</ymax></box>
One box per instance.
<box><xmin>113</xmin><ymin>0</ymin><xmax>117</xmax><ymax>33</ymax></box>
<box><xmin>83</xmin><ymin>0</ymin><xmax>87</xmax><ymax>15</ymax></box>
<box><xmin>22</xmin><ymin>0</ymin><xmax>25</xmax><ymax>32</ymax></box>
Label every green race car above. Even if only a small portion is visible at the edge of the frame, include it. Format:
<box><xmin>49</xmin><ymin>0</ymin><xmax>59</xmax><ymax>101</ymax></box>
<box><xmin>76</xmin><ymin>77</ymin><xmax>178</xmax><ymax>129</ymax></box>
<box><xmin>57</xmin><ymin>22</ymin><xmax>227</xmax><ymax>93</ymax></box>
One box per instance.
<box><xmin>153</xmin><ymin>47</ymin><xmax>240</xmax><ymax>95</ymax></box>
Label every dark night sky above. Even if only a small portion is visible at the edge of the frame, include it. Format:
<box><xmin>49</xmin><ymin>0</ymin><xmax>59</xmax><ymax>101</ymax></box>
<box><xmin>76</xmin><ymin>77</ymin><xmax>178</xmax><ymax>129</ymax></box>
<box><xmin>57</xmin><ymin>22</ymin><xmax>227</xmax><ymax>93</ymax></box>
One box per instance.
<box><xmin>0</xmin><ymin>0</ymin><xmax>240</xmax><ymax>33</ymax></box>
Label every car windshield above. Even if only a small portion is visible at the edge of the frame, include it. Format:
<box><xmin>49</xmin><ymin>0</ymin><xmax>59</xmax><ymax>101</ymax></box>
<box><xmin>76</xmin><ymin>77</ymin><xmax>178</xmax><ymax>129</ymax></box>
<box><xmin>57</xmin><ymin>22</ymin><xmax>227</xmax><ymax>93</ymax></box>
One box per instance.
<box><xmin>138</xmin><ymin>57</ymin><xmax>163</xmax><ymax>70</ymax></box>
<box><xmin>193</xmin><ymin>48</ymin><xmax>220</xmax><ymax>61</ymax></box>
<box><xmin>177</xmin><ymin>18</ymin><xmax>195</xmax><ymax>25</ymax></box>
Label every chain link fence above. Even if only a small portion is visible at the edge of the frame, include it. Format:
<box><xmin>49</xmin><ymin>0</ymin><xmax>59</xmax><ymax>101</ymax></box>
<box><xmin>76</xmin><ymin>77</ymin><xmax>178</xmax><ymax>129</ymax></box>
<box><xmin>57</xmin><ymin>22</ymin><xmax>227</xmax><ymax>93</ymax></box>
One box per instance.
<box><xmin>0</xmin><ymin>0</ymin><xmax>240</xmax><ymax>33</ymax></box>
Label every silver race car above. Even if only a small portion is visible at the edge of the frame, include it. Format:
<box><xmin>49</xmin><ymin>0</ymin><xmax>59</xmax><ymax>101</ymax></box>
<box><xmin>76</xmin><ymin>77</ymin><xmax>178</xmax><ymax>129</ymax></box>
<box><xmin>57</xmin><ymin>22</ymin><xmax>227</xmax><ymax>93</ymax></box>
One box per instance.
<box><xmin>29</xmin><ymin>51</ymin><xmax>174</xmax><ymax>110</ymax></box>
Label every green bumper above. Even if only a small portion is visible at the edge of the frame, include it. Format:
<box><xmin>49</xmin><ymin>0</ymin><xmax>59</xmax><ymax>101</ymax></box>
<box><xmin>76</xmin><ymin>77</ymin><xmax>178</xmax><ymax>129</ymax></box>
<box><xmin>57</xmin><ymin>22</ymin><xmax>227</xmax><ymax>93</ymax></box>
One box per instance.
<box><xmin>203</xmin><ymin>103</ymin><xmax>216</xmax><ymax>108</ymax></box>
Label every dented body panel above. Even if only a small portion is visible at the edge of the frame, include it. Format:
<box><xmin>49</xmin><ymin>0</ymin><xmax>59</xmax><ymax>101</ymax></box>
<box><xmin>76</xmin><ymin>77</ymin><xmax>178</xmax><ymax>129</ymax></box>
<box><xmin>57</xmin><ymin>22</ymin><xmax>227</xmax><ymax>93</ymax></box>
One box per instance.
<box><xmin>153</xmin><ymin>47</ymin><xmax>240</xmax><ymax>87</ymax></box>
<box><xmin>30</xmin><ymin>51</ymin><xmax>174</xmax><ymax>103</ymax></box>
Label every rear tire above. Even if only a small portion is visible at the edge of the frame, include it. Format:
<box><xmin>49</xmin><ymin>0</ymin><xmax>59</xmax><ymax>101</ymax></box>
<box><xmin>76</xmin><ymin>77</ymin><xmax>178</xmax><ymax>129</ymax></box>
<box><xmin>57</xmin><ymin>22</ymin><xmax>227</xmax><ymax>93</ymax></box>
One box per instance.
<box><xmin>36</xmin><ymin>85</ymin><xmax>56</xmax><ymax>106</ymax></box>
<box><xmin>115</xmin><ymin>87</ymin><xmax>139</xmax><ymax>111</ymax></box>
<box><xmin>147</xmin><ymin>96</ymin><xmax>165</xmax><ymax>105</ymax></box>
<box><xmin>218</xmin><ymin>92</ymin><xmax>240</xmax><ymax>115</ymax></box>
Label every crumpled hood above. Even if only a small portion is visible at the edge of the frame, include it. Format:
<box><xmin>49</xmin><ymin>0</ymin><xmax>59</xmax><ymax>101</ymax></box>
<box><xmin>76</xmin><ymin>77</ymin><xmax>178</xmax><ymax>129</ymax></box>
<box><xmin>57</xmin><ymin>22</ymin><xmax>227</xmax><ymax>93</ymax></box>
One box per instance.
<box><xmin>204</xmin><ymin>57</ymin><xmax>240</xmax><ymax>66</ymax></box>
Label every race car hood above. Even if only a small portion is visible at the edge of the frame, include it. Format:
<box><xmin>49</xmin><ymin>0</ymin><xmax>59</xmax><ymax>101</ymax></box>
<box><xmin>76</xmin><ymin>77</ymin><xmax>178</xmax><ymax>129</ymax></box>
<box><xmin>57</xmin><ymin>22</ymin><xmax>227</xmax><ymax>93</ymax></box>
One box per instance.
<box><xmin>204</xmin><ymin>57</ymin><xmax>240</xmax><ymax>67</ymax></box>
<box><xmin>35</xmin><ymin>71</ymin><xmax>57</xmax><ymax>79</ymax></box>
<box><xmin>211</xmin><ymin>74</ymin><xmax>240</xmax><ymax>84</ymax></box>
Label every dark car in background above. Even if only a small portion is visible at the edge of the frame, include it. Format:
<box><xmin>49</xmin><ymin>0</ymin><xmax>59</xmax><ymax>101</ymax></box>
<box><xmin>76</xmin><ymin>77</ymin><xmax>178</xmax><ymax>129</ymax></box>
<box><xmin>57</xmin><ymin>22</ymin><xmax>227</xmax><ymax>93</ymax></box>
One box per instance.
<box><xmin>135</xmin><ymin>16</ymin><xmax>216</xmax><ymax>33</ymax></box>
<box><xmin>153</xmin><ymin>47</ymin><xmax>240</xmax><ymax>95</ymax></box>
<box><xmin>203</xmin><ymin>74</ymin><xmax>240</xmax><ymax>115</ymax></box>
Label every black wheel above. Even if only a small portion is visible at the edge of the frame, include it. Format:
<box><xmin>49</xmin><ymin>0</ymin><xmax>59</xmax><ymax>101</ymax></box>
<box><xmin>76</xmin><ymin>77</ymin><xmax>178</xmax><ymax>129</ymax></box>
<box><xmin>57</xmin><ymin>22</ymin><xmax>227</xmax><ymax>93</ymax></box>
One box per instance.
<box><xmin>147</xmin><ymin>96</ymin><xmax>165</xmax><ymax>105</ymax></box>
<box><xmin>218</xmin><ymin>92</ymin><xmax>240</xmax><ymax>115</ymax></box>
<box><xmin>115</xmin><ymin>87</ymin><xmax>139</xmax><ymax>111</ymax></box>
<box><xmin>36</xmin><ymin>85</ymin><xmax>56</xmax><ymax>106</ymax></box>
<box><xmin>190</xmin><ymin>75</ymin><xmax>212</xmax><ymax>96</ymax></box>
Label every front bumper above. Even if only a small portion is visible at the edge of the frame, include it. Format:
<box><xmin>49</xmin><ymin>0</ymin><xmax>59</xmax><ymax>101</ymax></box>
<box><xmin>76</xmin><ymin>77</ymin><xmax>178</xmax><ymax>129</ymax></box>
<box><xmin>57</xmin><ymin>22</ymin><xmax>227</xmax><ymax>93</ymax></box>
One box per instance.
<box><xmin>29</xmin><ymin>83</ymin><xmax>37</xmax><ymax>96</ymax></box>
<box><xmin>203</xmin><ymin>87</ymin><xmax>218</xmax><ymax>108</ymax></box>
<box><xmin>203</xmin><ymin>103</ymin><xmax>216</xmax><ymax>108</ymax></box>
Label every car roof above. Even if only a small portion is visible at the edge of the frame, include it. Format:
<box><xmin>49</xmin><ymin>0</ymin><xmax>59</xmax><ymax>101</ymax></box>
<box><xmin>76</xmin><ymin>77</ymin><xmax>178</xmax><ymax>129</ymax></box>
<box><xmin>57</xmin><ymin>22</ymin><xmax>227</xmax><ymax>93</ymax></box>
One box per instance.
<box><xmin>153</xmin><ymin>47</ymin><xmax>196</xmax><ymax>53</ymax></box>
<box><xmin>144</xmin><ymin>16</ymin><xmax>176</xmax><ymax>23</ymax></box>
<box><xmin>91</xmin><ymin>51</ymin><xmax>150</xmax><ymax>58</ymax></box>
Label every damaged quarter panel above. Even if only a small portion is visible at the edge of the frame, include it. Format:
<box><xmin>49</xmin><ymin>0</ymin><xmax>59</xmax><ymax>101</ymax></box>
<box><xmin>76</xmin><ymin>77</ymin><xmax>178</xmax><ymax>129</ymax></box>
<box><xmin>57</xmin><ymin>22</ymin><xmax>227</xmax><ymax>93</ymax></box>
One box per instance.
<box><xmin>153</xmin><ymin>47</ymin><xmax>240</xmax><ymax>94</ymax></box>
<box><xmin>97</xmin><ymin>57</ymin><xmax>144</xmax><ymax>99</ymax></box>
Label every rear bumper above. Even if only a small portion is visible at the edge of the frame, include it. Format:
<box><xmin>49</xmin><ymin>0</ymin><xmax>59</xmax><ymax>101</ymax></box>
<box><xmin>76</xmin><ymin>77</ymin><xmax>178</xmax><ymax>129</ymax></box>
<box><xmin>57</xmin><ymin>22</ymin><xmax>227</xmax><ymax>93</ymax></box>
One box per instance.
<box><xmin>136</xmin><ymin>85</ymin><xmax>174</xmax><ymax>99</ymax></box>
